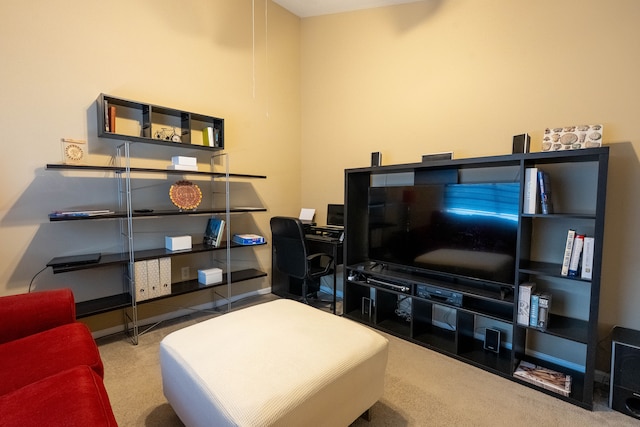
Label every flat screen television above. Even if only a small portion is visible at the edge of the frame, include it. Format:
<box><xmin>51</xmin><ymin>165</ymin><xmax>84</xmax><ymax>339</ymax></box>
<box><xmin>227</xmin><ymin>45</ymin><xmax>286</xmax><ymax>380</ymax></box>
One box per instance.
<box><xmin>367</xmin><ymin>182</ymin><xmax>520</xmax><ymax>286</ymax></box>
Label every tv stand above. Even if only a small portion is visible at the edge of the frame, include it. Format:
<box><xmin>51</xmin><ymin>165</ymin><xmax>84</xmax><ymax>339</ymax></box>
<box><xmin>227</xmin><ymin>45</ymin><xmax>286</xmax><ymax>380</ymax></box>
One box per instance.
<box><xmin>343</xmin><ymin>148</ymin><xmax>608</xmax><ymax>410</ymax></box>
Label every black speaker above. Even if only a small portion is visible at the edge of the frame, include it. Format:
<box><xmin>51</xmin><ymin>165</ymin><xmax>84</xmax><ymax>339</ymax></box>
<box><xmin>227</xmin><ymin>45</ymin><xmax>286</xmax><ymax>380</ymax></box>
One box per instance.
<box><xmin>610</xmin><ymin>326</ymin><xmax>640</xmax><ymax>419</ymax></box>
<box><xmin>512</xmin><ymin>134</ymin><xmax>530</xmax><ymax>154</ymax></box>
<box><xmin>484</xmin><ymin>328</ymin><xmax>501</xmax><ymax>353</ymax></box>
<box><xmin>371</xmin><ymin>152</ymin><xmax>381</xmax><ymax>167</ymax></box>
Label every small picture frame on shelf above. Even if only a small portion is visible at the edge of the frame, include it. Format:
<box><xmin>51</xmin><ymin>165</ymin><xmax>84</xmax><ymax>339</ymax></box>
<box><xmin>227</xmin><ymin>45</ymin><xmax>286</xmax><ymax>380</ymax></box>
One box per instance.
<box><xmin>61</xmin><ymin>138</ymin><xmax>88</xmax><ymax>165</ymax></box>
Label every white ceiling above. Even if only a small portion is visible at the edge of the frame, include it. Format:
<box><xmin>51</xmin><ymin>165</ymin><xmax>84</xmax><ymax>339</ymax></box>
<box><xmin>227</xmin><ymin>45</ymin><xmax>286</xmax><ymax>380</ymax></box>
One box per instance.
<box><xmin>272</xmin><ymin>0</ymin><xmax>423</xmax><ymax>18</ymax></box>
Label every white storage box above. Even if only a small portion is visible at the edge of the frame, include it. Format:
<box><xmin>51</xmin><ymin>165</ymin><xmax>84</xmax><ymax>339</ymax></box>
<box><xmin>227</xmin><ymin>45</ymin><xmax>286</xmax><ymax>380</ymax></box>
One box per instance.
<box><xmin>198</xmin><ymin>268</ymin><xmax>223</xmax><ymax>285</ymax></box>
<box><xmin>171</xmin><ymin>156</ymin><xmax>197</xmax><ymax>166</ymax></box>
<box><xmin>165</xmin><ymin>235</ymin><xmax>192</xmax><ymax>251</ymax></box>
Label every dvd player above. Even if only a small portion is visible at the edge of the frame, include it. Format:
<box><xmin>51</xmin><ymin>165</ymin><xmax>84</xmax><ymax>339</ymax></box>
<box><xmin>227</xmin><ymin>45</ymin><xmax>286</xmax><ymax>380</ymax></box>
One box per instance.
<box><xmin>366</xmin><ymin>277</ymin><xmax>411</xmax><ymax>293</ymax></box>
<box><xmin>416</xmin><ymin>284</ymin><xmax>463</xmax><ymax>307</ymax></box>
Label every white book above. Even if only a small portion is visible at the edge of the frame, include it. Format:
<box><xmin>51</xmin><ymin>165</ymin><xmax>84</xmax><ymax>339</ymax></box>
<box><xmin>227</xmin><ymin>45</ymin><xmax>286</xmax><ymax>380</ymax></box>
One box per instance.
<box><xmin>523</xmin><ymin>168</ymin><xmax>538</xmax><ymax>214</ymax></box>
<box><xmin>561</xmin><ymin>229</ymin><xmax>576</xmax><ymax>276</ymax></box>
<box><xmin>568</xmin><ymin>234</ymin><xmax>584</xmax><ymax>278</ymax></box>
<box><xmin>517</xmin><ymin>283</ymin><xmax>536</xmax><ymax>325</ymax></box>
<box><xmin>581</xmin><ymin>237</ymin><xmax>595</xmax><ymax>280</ymax></box>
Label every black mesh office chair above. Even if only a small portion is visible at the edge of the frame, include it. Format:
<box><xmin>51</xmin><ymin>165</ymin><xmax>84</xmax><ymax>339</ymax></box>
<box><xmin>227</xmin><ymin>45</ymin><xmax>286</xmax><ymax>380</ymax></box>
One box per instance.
<box><xmin>270</xmin><ymin>216</ymin><xmax>334</xmax><ymax>304</ymax></box>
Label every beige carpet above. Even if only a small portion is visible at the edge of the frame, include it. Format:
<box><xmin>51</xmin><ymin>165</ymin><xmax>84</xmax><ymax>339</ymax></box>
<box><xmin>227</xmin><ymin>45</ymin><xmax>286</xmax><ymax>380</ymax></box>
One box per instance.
<box><xmin>97</xmin><ymin>297</ymin><xmax>638</xmax><ymax>426</ymax></box>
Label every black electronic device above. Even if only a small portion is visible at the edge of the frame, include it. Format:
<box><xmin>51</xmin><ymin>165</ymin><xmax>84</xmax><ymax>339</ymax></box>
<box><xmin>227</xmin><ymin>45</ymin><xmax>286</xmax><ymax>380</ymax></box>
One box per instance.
<box><xmin>484</xmin><ymin>328</ymin><xmax>501</xmax><ymax>353</ymax></box>
<box><xmin>366</xmin><ymin>277</ymin><xmax>411</xmax><ymax>294</ymax></box>
<box><xmin>512</xmin><ymin>134</ymin><xmax>530</xmax><ymax>154</ymax></box>
<box><xmin>371</xmin><ymin>152</ymin><xmax>381</xmax><ymax>167</ymax></box>
<box><xmin>610</xmin><ymin>326</ymin><xmax>640</xmax><ymax>419</ymax></box>
<box><xmin>416</xmin><ymin>284</ymin><xmax>463</xmax><ymax>307</ymax></box>
<box><xmin>326</xmin><ymin>204</ymin><xmax>344</xmax><ymax>228</ymax></box>
<box><xmin>422</xmin><ymin>152</ymin><xmax>453</xmax><ymax>162</ymax></box>
<box><xmin>367</xmin><ymin>183</ymin><xmax>519</xmax><ymax>286</ymax></box>
<box><xmin>47</xmin><ymin>253</ymin><xmax>101</xmax><ymax>268</ymax></box>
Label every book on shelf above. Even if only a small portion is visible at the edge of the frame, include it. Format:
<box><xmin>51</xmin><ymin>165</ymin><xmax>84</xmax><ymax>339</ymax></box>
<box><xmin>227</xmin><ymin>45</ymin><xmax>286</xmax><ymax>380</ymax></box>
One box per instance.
<box><xmin>103</xmin><ymin>100</ymin><xmax>109</xmax><ymax>132</ymax></box>
<box><xmin>108</xmin><ymin>105</ymin><xmax>116</xmax><ymax>133</ymax></box>
<box><xmin>529</xmin><ymin>294</ymin><xmax>539</xmax><ymax>327</ymax></box>
<box><xmin>203</xmin><ymin>218</ymin><xmax>225</xmax><ymax>247</ymax></box>
<box><xmin>49</xmin><ymin>209</ymin><xmax>115</xmax><ymax>218</ymax></box>
<box><xmin>203</xmin><ymin>126</ymin><xmax>220</xmax><ymax>147</ymax></box>
<box><xmin>581</xmin><ymin>236</ymin><xmax>595</xmax><ymax>280</ymax></box>
<box><xmin>561</xmin><ymin>229</ymin><xmax>576</xmax><ymax>276</ymax></box>
<box><xmin>523</xmin><ymin>167</ymin><xmax>538</xmax><ymax>214</ymax></box>
<box><xmin>568</xmin><ymin>233</ymin><xmax>585</xmax><ymax>278</ymax></box>
<box><xmin>232</xmin><ymin>234</ymin><xmax>265</xmax><ymax>245</ymax></box>
<box><xmin>536</xmin><ymin>293</ymin><xmax>551</xmax><ymax>330</ymax></box>
<box><xmin>537</xmin><ymin>170</ymin><xmax>553</xmax><ymax>214</ymax></box>
<box><xmin>513</xmin><ymin>360</ymin><xmax>571</xmax><ymax>397</ymax></box>
<box><xmin>517</xmin><ymin>282</ymin><xmax>536</xmax><ymax>325</ymax></box>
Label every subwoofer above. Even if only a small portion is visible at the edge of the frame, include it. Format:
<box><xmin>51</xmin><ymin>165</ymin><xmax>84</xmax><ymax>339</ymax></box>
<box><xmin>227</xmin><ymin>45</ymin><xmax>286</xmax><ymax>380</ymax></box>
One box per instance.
<box><xmin>610</xmin><ymin>326</ymin><xmax>640</xmax><ymax>419</ymax></box>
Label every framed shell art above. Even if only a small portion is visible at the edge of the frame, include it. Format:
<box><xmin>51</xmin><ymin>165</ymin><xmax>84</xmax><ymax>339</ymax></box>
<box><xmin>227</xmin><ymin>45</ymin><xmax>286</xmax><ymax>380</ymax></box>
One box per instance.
<box><xmin>542</xmin><ymin>124</ymin><xmax>603</xmax><ymax>152</ymax></box>
<box><xmin>169</xmin><ymin>180</ymin><xmax>202</xmax><ymax>211</ymax></box>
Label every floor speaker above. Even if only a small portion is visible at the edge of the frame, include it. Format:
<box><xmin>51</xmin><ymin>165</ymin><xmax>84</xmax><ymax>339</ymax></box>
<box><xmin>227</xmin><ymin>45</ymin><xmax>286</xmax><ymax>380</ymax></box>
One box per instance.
<box><xmin>610</xmin><ymin>326</ymin><xmax>640</xmax><ymax>419</ymax></box>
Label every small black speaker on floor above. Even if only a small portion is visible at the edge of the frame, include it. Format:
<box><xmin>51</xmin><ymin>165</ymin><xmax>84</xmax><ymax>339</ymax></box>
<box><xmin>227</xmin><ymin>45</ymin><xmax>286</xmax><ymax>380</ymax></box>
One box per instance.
<box><xmin>484</xmin><ymin>328</ymin><xmax>501</xmax><ymax>353</ymax></box>
<box><xmin>610</xmin><ymin>326</ymin><xmax>640</xmax><ymax>419</ymax></box>
<box><xmin>371</xmin><ymin>152</ymin><xmax>381</xmax><ymax>167</ymax></box>
<box><xmin>512</xmin><ymin>134</ymin><xmax>530</xmax><ymax>154</ymax></box>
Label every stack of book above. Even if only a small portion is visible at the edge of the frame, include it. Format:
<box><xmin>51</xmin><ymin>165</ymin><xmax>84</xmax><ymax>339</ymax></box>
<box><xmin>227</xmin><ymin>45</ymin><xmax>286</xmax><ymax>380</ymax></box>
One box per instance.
<box><xmin>49</xmin><ymin>209</ymin><xmax>114</xmax><ymax>218</ymax></box>
<box><xmin>514</xmin><ymin>360</ymin><xmax>572</xmax><ymax>397</ymax></box>
<box><xmin>203</xmin><ymin>218</ymin><xmax>225</xmax><ymax>247</ymax></box>
<box><xmin>523</xmin><ymin>167</ymin><xmax>553</xmax><ymax>214</ymax></box>
<box><xmin>517</xmin><ymin>282</ymin><xmax>551</xmax><ymax>330</ymax></box>
<box><xmin>561</xmin><ymin>229</ymin><xmax>595</xmax><ymax>279</ymax></box>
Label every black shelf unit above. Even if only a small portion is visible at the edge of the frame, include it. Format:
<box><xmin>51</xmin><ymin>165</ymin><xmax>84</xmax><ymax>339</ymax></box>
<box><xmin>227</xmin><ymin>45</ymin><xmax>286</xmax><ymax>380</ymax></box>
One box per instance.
<box><xmin>47</xmin><ymin>94</ymin><xmax>268</xmax><ymax>344</ymax></box>
<box><xmin>343</xmin><ymin>147</ymin><xmax>608</xmax><ymax>409</ymax></box>
<box><xmin>97</xmin><ymin>94</ymin><xmax>224</xmax><ymax>149</ymax></box>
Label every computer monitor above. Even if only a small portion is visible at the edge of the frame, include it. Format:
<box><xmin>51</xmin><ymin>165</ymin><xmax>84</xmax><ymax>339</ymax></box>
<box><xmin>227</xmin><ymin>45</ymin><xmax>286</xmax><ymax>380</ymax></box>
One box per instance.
<box><xmin>327</xmin><ymin>204</ymin><xmax>344</xmax><ymax>227</ymax></box>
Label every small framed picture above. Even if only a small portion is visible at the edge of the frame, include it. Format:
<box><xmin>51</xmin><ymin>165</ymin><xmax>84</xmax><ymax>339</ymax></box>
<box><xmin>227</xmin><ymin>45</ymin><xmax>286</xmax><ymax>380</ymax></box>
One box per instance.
<box><xmin>61</xmin><ymin>138</ymin><xmax>88</xmax><ymax>165</ymax></box>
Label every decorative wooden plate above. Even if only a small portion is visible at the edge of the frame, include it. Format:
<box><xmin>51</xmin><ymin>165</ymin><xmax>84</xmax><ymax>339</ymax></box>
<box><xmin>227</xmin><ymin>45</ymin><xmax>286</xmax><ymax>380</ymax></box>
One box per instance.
<box><xmin>169</xmin><ymin>180</ymin><xmax>202</xmax><ymax>210</ymax></box>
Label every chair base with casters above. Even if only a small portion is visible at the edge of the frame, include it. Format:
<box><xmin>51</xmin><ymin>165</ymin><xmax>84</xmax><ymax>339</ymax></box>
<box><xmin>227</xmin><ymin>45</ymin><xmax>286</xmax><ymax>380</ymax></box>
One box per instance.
<box><xmin>270</xmin><ymin>216</ymin><xmax>335</xmax><ymax>308</ymax></box>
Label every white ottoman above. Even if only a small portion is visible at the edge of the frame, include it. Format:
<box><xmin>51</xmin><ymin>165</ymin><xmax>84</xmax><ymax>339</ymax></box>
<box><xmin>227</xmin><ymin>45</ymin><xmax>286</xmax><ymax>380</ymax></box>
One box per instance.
<box><xmin>160</xmin><ymin>299</ymin><xmax>389</xmax><ymax>427</ymax></box>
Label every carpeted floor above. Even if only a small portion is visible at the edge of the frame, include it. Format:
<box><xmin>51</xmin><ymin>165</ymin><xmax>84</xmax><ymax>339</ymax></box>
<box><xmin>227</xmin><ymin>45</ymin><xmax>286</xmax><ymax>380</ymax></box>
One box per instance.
<box><xmin>97</xmin><ymin>296</ymin><xmax>638</xmax><ymax>426</ymax></box>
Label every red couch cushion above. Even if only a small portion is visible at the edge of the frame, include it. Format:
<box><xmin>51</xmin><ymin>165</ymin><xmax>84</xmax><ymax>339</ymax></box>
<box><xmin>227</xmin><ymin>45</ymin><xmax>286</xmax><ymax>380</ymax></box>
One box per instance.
<box><xmin>0</xmin><ymin>365</ymin><xmax>117</xmax><ymax>427</ymax></box>
<box><xmin>0</xmin><ymin>322</ymin><xmax>103</xmax><ymax>395</ymax></box>
<box><xmin>0</xmin><ymin>289</ymin><xmax>76</xmax><ymax>344</ymax></box>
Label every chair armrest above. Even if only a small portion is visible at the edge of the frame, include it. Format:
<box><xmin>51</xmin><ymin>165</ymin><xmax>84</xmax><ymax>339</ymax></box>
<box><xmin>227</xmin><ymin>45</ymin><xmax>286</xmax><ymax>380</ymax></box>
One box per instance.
<box><xmin>308</xmin><ymin>253</ymin><xmax>334</xmax><ymax>276</ymax></box>
<box><xmin>0</xmin><ymin>288</ymin><xmax>76</xmax><ymax>344</ymax></box>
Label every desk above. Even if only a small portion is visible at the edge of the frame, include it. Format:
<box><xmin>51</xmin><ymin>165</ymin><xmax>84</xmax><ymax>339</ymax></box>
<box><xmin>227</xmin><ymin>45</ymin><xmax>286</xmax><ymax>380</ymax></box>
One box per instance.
<box><xmin>271</xmin><ymin>234</ymin><xmax>343</xmax><ymax>314</ymax></box>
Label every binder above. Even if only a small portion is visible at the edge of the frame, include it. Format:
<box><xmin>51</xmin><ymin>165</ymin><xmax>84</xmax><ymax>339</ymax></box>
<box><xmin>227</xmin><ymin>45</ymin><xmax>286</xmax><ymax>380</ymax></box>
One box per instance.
<box><xmin>134</xmin><ymin>260</ymin><xmax>149</xmax><ymax>302</ymax></box>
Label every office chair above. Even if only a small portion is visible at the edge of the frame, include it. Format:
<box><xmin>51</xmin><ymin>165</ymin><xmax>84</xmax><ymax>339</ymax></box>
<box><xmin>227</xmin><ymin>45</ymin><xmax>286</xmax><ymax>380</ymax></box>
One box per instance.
<box><xmin>270</xmin><ymin>216</ymin><xmax>334</xmax><ymax>305</ymax></box>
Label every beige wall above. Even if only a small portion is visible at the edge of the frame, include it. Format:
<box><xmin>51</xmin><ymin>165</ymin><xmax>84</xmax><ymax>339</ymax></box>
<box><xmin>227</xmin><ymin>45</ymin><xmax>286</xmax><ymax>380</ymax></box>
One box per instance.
<box><xmin>300</xmin><ymin>0</ymin><xmax>640</xmax><ymax>342</ymax></box>
<box><xmin>1</xmin><ymin>0</ymin><xmax>639</xmax><ymax>357</ymax></box>
<box><xmin>0</xmin><ymin>0</ymin><xmax>300</xmax><ymax>327</ymax></box>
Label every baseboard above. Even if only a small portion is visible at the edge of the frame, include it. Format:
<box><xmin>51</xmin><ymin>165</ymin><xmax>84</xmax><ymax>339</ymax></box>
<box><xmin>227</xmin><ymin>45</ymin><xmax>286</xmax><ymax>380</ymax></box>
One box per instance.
<box><xmin>90</xmin><ymin>287</ymin><xmax>272</xmax><ymax>339</ymax></box>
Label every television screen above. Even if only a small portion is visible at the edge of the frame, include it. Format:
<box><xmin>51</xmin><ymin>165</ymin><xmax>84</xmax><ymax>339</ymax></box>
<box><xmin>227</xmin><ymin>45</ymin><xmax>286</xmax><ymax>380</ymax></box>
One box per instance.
<box><xmin>368</xmin><ymin>183</ymin><xmax>519</xmax><ymax>285</ymax></box>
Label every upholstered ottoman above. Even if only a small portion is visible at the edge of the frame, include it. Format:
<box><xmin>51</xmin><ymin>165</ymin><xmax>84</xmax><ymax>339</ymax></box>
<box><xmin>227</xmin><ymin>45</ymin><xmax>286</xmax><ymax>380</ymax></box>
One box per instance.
<box><xmin>160</xmin><ymin>299</ymin><xmax>389</xmax><ymax>427</ymax></box>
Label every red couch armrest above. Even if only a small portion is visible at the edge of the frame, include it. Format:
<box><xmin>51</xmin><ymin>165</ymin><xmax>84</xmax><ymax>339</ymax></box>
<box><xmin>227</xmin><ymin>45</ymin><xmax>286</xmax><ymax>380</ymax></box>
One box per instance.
<box><xmin>0</xmin><ymin>289</ymin><xmax>76</xmax><ymax>344</ymax></box>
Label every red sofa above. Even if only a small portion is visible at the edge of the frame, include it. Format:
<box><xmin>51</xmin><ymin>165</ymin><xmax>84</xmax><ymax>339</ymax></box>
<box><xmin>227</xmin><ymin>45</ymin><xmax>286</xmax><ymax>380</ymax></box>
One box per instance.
<box><xmin>0</xmin><ymin>289</ymin><xmax>117</xmax><ymax>426</ymax></box>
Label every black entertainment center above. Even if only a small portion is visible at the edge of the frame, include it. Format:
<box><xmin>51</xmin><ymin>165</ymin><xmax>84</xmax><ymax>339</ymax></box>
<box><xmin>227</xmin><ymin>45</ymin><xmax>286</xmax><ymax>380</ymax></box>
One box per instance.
<box><xmin>343</xmin><ymin>147</ymin><xmax>608</xmax><ymax>409</ymax></box>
